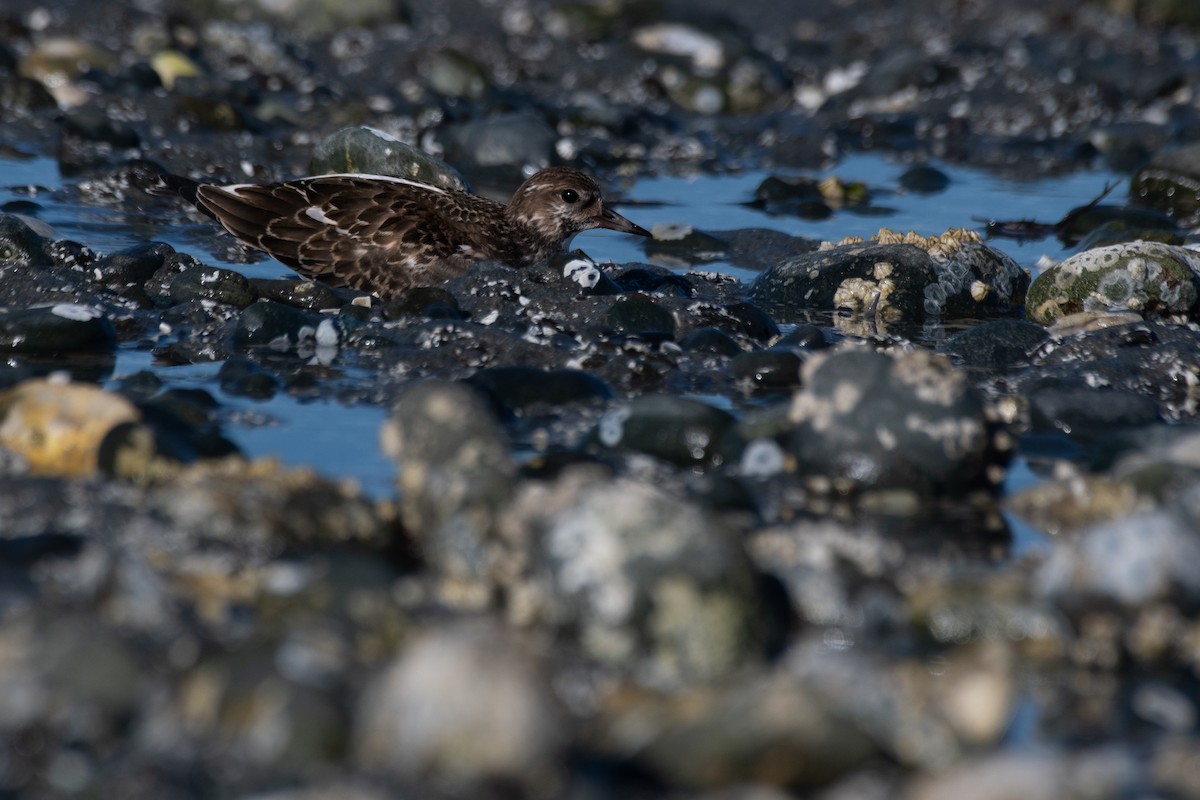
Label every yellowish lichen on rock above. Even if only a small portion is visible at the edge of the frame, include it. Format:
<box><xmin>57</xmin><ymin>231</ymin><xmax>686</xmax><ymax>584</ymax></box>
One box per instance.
<box><xmin>0</xmin><ymin>377</ymin><xmax>140</xmax><ymax>476</ymax></box>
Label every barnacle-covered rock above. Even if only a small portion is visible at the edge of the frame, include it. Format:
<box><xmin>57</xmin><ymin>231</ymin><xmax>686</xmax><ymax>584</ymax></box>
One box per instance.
<box><xmin>1026</xmin><ymin>240</ymin><xmax>1200</xmax><ymax>324</ymax></box>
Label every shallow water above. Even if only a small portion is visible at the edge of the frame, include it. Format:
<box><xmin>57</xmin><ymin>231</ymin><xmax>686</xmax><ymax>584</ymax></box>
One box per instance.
<box><xmin>2</xmin><ymin>152</ymin><xmax>1119</xmax><ymax>548</ymax></box>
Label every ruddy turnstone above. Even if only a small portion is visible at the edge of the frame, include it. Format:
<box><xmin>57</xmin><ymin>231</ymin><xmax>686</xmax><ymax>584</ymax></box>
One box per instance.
<box><xmin>152</xmin><ymin>166</ymin><xmax>650</xmax><ymax>298</ymax></box>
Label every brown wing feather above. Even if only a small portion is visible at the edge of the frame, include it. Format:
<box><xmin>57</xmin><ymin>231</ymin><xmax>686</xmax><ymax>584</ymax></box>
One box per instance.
<box><xmin>194</xmin><ymin>176</ymin><xmax>516</xmax><ymax>296</ymax></box>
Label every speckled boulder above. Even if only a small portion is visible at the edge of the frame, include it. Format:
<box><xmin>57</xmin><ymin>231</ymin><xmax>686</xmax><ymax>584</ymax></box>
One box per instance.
<box><xmin>750</xmin><ymin>228</ymin><xmax>1026</xmax><ymax>323</ymax></box>
<box><xmin>1025</xmin><ymin>240</ymin><xmax>1200</xmax><ymax>324</ymax></box>
<box><xmin>497</xmin><ymin>468</ymin><xmax>762</xmax><ymax>685</ymax></box>
<box><xmin>787</xmin><ymin>346</ymin><xmax>1008</xmax><ymax>496</ymax></box>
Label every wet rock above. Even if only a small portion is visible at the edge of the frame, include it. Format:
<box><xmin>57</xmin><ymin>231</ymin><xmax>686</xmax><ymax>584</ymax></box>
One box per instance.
<box><xmin>250</xmin><ymin>278</ymin><xmax>346</xmax><ymax>311</ymax></box>
<box><xmin>605</xmin><ymin>293</ymin><xmax>677</xmax><ymax>341</ymax></box>
<box><xmin>309</xmin><ymin>126</ymin><xmax>468</xmax><ymax>191</ymax></box>
<box><xmin>168</xmin><ymin>265</ymin><xmax>257</xmax><ymax>308</ymax></box>
<box><xmin>1057</xmin><ymin>204</ymin><xmax>1180</xmax><ymax>248</ymax></box>
<box><xmin>593</xmin><ymin>394</ymin><xmax>740</xmax><ymax>468</ymax></box>
<box><xmin>752</xmin><ymin>241</ymin><xmax>932</xmax><ymax>322</ymax></box>
<box><xmin>751</xmin><ymin>175</ymin><xmax>835</xmax><ymax>218</ymax></box>
<box><xmin>355</xmin><ymin>622</ymin><xmax>566</xmax><ymax>788</ymax></box>
<box><xmin>1026</xmin><ymin>241</ymin><xmax>1200</xmax><ymax>324</ymax></box>
<box><xmin>787</xmin><ymin>346</ymin><xmax>1007</xmax><ymax>496</ymax></box>
<box><xmin>466</xmin><ymin>366</ymin><xmax>613</xmax><ymax>414</ymax></box>
<box><xmin>1026</xmin><ymin>378</ymin><xmax>1161</xmax><ymax>441</ymax></box>
<box><xmin>89</xmin><ymin>242</ymin><xmax>172</xmax><ymax>299</ymax></box>
<box><xmin>0</xmin><ymin>377</ymin><xmax>139</xmax><ymax>476</ymax></box>
<box><xmin>499</xmin><ymin>470</ymin><xmax>762</xmax><ymax>683</ymax></box>
<box><xmin>217</xmin><ymin>358</ymin><xmax>281</xmax><ymax>400</ymax></box>
<box><xmin>0</xmin><ymin>303</ymin><xmax>117</xmax><ymax>353</ymax></box>
<box><xmin>612</xmin><ymin>267</ymin><xmax>695</xmax><ymax>297</ymax></box>
<box><xmin>899</xmin><ymin>164</ymin><xmax>951</xmax><ymax>194</ymax></box>
<box><xmin>1024</xmin><ymin>320</ymin><xmax>1200</xmax><ymax>420</ymax></box>
<box><xmin>681</xmin><ymin>327</ymin><xmax>743</xmax><ymax>356</ymax></box>
<box><xmin>945</xmin><ymin>319</ymin><xmax>1049</xmax><ymax>369</ymax></box>
<box><xmin>1131</xmin><ymin>141</ymin><xmax>1200</xmax><ymax>227</ymax></box>
<box><xmin>730</xmin><ymin>348</ymin><xmax>805</xmax><ymax>393</ymax></box>
<box><xmin>381</xmin><ymin>287</ymin><xmax>465</xmax><ymax>320</ymax></box>
<box><xmin>234</xmin><ymin>300</ymin><xmax>324</xmax><ymax>348</ymax></box>
<box><xmin>752</xmin><ymin>228</ymin><xmax>1024</xmax><ymax>323</ymax></box>
<box><xmin>686</xmin><ymin>300</ymin><xmax>779</xmax><ymax>343</ymax></box>
<box><xmin>644</xmin><ymin>223</ymin><xmax>729</xmax><ymax>266</ymax></box>
<box><xmin>0</xmin><ymin>213</ymin><xmax>52</xmax><ymax>266</ymax></box>
<box><xmin>380</xmin><ymin>381</ymin><xmax>515</xmax><ymax>588</ymax></box>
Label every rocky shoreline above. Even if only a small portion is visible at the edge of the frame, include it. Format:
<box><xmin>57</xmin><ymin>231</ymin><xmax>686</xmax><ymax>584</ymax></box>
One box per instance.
<box><xmin>2</xmin><ymin>0</ymin><xmax>1200</xmax><ymax>798</ymax></box>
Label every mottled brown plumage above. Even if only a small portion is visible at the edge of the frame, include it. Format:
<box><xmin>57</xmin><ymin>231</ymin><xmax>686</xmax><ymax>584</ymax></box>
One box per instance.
<box><xmin>160</xmin><ymin>166</ymin><xmax>649</xmax><ymax>298</ymax></box>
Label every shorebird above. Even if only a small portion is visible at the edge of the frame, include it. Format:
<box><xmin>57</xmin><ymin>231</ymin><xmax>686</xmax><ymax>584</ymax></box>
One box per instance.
<box><xmin>152</xmin><ymin>166</ymin><xmax>651</xmax><ymax>298</ymax></box>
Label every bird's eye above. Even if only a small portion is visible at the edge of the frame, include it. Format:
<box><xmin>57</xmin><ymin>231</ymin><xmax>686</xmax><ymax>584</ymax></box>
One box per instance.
<box><xmin>560</xmin><ymin>189</ymin><xmax>580</xmax><ymax>203</ymax></box>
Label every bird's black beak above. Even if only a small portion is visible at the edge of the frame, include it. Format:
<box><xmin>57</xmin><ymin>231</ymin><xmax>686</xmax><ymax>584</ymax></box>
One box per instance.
<box><xmin>596</xmin><ymin>205</ymin><xmax>651</xmax><ymax>237</ymax></box>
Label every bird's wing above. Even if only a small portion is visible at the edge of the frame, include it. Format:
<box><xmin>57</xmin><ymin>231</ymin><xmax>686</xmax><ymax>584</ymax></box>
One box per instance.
<box><xmin>195</xmin><ymin>175</ymin><xmax>486</xmax><ymax>294</ymax></box>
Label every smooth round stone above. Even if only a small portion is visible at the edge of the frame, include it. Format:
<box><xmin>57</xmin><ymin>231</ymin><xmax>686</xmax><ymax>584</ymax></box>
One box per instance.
<box><xmin>945</xmin><ymin>319</ymin><xmax>1049</xmax><ymax>369</ymax></box>
<box><xmin>752</xmin><ymin>175</ymin><xmax>833</xmax><ymax>218</ymax></box>
<box><xmin>380</xmin><ymin>381</ymin><xmax>514</xmax><ymax>572</ymax></box>
<box><xmin>0</xmin><ymin>377</ymin><xmax>139</xmax><ymax>476</ymax></box>
<box><xmin>680</xmin><ymin>327</ymin><xmax>743</xmax><ymax>356</ymax></box>
<box><xmin>605</xmin><ymin>294</ymin><xmax>677</xmax><ymax>341</ymax></box>
<box><xmin>612</xmin><ymin>267</ymin><xmax>695</xmax><ymax>296</ymax></box>
<box><xmin>0</xmin><ymin>304</ymin><xmax>117</xmax><ymax>353</ymax></box>
<box><xmin>721</xmin><ymin>301</ymin><xmax>780</xmax><ymax>342</ymax></box>
<box><xmin>233</xmin><ymin>300</ymin><xmax>321</xmax><ymax>347</ymax></box>
<box><xmin>1026</xmin><ymin>241</ymin><xmax>1200</xmax><ymax>324</ymax></box>
<box><xmin>355</xmin><ymin>622</ymin><xmax>565</xmax><ymax>787</ymax></box>
<box><xmin>899</xmin><ymin>164</ymin><xmax>951</xmax><ymax>193</ymax></box>
<box><xmin>381</xmin><ymin>287</ymin><xmax>464</xmax><ymax>320</ymax></box>
<box><xmin>594</xmin><ymin>393</ymin><xmax>741</xmax><ymax>468</ymax></box>
<box><xmin>1026</xmin><ymin>380</ymin><xmax>1161</xmax><ymax>437</ymax></box>
<box><xmin>250</xmin><ymin>278</ymin><xmax>345</xmax><ymax>311</ymax></box>
<box><xmin>167</xmin><ymin>266</ymin><xmax>256</xmax><ymax>308</ymax></box>
<box><xmin>776</xmin><ymin>323</ymin><xmax>828</xmax><ymax>349</ymax></box>
<box><xmin>644</xmin><ymin>224</ymin><xmax>729</xmax><ymax>265</ymax></box>
<box><xmin>788</xmin><ymin>347</ymin><xmax>1003</xmax><ymax>495</ymax></box>
<box><xmin>730</xmin><ymin>349</ymin><xmax>804</xmax><ymax>391</ymax></box>
<box><xmin>0</xmin><ymin>214</ymin><xmax>51</xmax><ymax>267</ymax></box>
<box><xmin>1131</xmin><ymin>141</ymin><xmax>1200</xmax><ymax>226</ymax></box>
<box><xmin>465</xmin><ymin>366</ymin><xmax>612</xmax><ymax>413</ymax></box>
<box><xmin>309</xmin><ymin>126</ymin><xmax>468</xmax><ymax>191</ymax></box>
<box><xmin>1056</xmin><ymin>204</ymin><xmax>1179</xmax><ymax>247</ymax></box>
<box><xmin>90</xmin><ymin>242</ymin><xmax>172</xmax><ymax>292</ymax></box>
